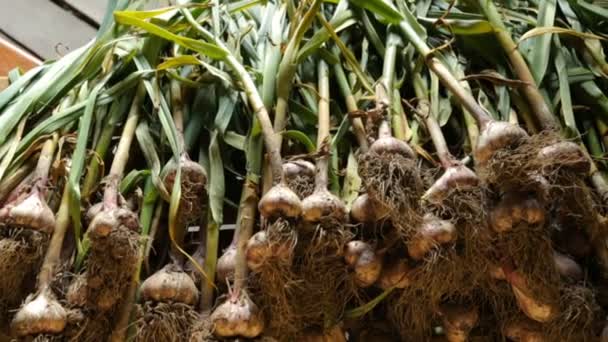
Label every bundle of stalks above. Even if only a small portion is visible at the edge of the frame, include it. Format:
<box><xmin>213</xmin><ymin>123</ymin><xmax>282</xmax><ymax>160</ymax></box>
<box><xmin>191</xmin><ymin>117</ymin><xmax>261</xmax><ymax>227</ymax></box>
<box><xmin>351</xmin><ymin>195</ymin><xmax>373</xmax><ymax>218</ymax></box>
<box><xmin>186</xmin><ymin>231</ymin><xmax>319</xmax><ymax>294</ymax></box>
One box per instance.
<box><xmin>357</xmin><ymin>32</ymin><xmax>424</xmax><ymax>238</ymax></box>
<box><xmin>0</xmin><ymin>96</ymin><xmax>74</xmax><ymax>325</ymax></box>
<box><xmin>1</xmin><ymin>0</ymin><xmax>608</xmax><ymax>340</ymax></box>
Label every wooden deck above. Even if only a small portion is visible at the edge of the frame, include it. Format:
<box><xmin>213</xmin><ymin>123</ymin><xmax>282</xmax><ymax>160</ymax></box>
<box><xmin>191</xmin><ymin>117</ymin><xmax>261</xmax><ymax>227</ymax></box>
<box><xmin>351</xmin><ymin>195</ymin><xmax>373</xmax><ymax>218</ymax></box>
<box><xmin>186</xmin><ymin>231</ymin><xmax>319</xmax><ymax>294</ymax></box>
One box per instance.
<box><xmin>0</xmin><ymin>1</ymin><xmax>169</xmax><ymax>62</ymax></box>
<box><xmin>0</xmin><ymin>36</ymin><xmax>41</xmax><ymax>74</ymax></box>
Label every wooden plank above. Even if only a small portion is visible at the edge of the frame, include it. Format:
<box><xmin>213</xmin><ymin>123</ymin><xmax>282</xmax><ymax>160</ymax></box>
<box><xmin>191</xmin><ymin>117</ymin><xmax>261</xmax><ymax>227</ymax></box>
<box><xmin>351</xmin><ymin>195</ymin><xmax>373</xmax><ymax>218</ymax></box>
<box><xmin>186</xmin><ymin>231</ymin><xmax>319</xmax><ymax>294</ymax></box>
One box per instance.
<box><xmin>1</xmin><ymin>31</ymin><xmax>41</xmax><ymax>59</ymax></box>
<box><xmin>0</xmin><ymin>36</ymin><xmax>41</xmax><ymax>75</ymax></box>
<box><xmin>0</xmin><ymin>0</ymin><xmax>97</xmax><ymax>59</ymax></box>
<box><xmin>64</xmin><ymin>0</ymin><xmax>107</xmax><ymax>23</ymax></box>
<box><xmin>0</xmin><ymin>77</ymin><xmax>8</xmax><ymax>91</ymax></box>
<box><xmin>64</xmin><ymin>0</ymin><xmax>172</xmax><ymax>24</ymax></box>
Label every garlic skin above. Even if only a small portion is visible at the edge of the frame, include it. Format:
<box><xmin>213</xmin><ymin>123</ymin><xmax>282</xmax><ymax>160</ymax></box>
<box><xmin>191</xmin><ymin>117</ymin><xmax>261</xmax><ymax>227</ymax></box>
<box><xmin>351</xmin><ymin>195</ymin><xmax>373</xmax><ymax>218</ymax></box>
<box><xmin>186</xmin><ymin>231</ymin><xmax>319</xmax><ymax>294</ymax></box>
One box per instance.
<box><xmin>258</xmin><ymin>183</ymin><xmax>302</xmax><ymax>219</ymax></box>
<box><xmin>511</xmin><ymin>286</ymin><xmax>557</xmax><ymax>323</ymax></box>
<box><xmin>490</xmin><ymin>193</ymin><xmax>545</xmax><ymax>233</ymax></box>
<box><xmin>408</xmin><ymin>214</ymin><xmax>456</xmax><ymax>260</ymax></box>
<box><xmin>140</xmin><ymin>264</ymin><xmax>199</xmax><ymax>305</ymax></box>
<box><xmin>162</xmin><ymin>157</ymin><xmax>209</xmax><ymax>189</ymax></box>
<box><xmin>301</xmin><ymin>189</ymin><xmax>347</xmax><ymax>223</ymax></box>
<box><xmin>216</xmin><ymin>245</ymin><xmax>237</xmax><ymax>284</ymax></box>
<box><xmin>344</xmin><ymin>241</ymin><xmax>383</xmax><ymax>287</ymax></box>
<box><xmin>0</xmin><ymin>190</ymin><xmax>55</xmax><ymax>233</ymax></box>
<box><xmin>490</xmin><ymin>203</ymin><xmax>514</xmax><ymax>233</ymax></box>
<box><xmin>184</xmin><ymin>247</ymin><xmax>206</xmax><ymax>286</ymax></box>
<box><xmin>350</xmin><ymin>193</ymin><xmax>389</xmax><ymax>223</ymax></box>
<box><xmin>376</xmin><ymin>259</ymin><xmax>411</xmax><ymax>290</ymax></box>
<box><xmin>246</xmin><ymin>231</ymin><xmax>271</xmax><ymax>272</ymax></box>
<box><xmin>488</xmin><ymin>264</ymin><xmax>506</xmax><ymax>280</ymax></box>
<box><xmin>11</xmin><ymin>290</ymin><xmax>67</xmax><ymax>336</ymax></box>
<box><xmin>86</xmin><ymin>202</ymin><xmax>104</xmax><ymax>224</ymax></box>
<box><xmin>66</xmin><ymin>273</ymin><xmax>87</xmax><ymax>307</ymax></box>
<box><xmin>283</xmin><ymin>160</ymin><xmax>315</xmax><ymax>180</ymax></box>
<box><xmin>553</xmin><ymin>251</ymin><xmax>583</xmax><ymax>281</ymax></box>
<box><xmin>88</xmin><ymin>207</ymin><xmax>139</xmax><ymax>238</ymax></box>
<box><xmin>344</xmin><ymin>241</ymin><xmax>370</xmax><ymax>267</ymax></box>
<box><xmin>211</xmin><ymin>292</ymin><xmax>265</xmax><ymax>338</ymax></box>
<box><xmin>246</xmin><ymin>229</ymin><xmax>293</xmax><ymax>273</ymax></box>
<box><xmin>503</xmin><ymin>319</ymin><xmax>547</xmax><ymax>342</ymax></box>
<box><xmin>439</xmin><ymin>304</ymin><xmax>479</xmax><ymax>342</ymax></box>
<box><xmin>474</xmin><ymin>121</ymin><xmax>528</xmax><ymax>165</ymax></box>
<box><xmin>370</xmin><ymin>136</ymin><xmax>416</xmax><ymax>159</ymax></box>
<box><xmin>516</xmin><ymin>198</ymin><xmax>545</xmax><ymax>226</ymax></box>
<box><xmin>506</xmin><ymin>271</ymin><xmax>557</xmax><ymax>323</ymax></box>
<box><xmin>422</xmin><ymin>165</ymin><xmax>479</xmax><ymax>203</ymax></box>
<box><xmin>538</xmin><ymin>141</ymin><xmax>590</xmax><ymax>175</ymax></box>
<box><xmin>301</xmin><ymin>325</ymin><xmax>347</xmax><ymax>342</ymax></box>
<box><xmin>162</xmin><ymin>157</ymin><xmax>208</xmax><ymax>223</ymax></box>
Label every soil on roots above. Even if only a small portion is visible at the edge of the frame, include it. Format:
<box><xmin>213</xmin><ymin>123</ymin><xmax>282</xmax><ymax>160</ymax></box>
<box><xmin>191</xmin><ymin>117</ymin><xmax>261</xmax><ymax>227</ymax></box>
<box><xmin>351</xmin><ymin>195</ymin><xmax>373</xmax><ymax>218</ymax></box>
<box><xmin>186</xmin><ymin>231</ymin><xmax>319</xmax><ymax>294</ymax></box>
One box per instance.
<box><xmin>14</xmin><ymin>335</ymin><xmax>66</xmax><ymax>342</ymax></box>
<box><xmin>529</xmin><ymin>140</ymin><xmax>591</xmax><ymax>186</ymax></box>
<box><xmin>467</xmin><ymin>279</ymin><xmax>521</xmax><ymax>341</ymax></box>
<box><xmin>65</xmin><ymin>310</ymin><xmax>113</xmax><ymax>342</ymax></box>
<box><xmin>298</xmin><ymin>219</ymin><xmax>354</xmax><ymax>256</ymax></box>
<box><xmin>426</xmin><ymin>183</ymin><xmax>489</xmax><ymax>223</ymax></box>
<box><xmin>493</xmin><ymin>222</ymin><xmax>561</xmax><ymax>306</ymax></box>
<box><xmin>252</xmin><ymin>221</ymin><xmax>355</xmax><ymax>341</ymax></box>
<box><xmin>480</xmin><ymin>277</ymin><xmax>519</xmax><ymax>322</ymax></box>
<box><xmin>470</xmin><ymin>290</ymin><xmax>521</xmax><ymax>342</ymax></box>
<box><xmin>164</xmin><ymin>164</ymin><xmax>207</xmax><ymax>225</ymax></box>
<box><xmin>358</xmin><ymin>151</ymin><xmax>425</xmax><ymax>238</ymax></box>
<box><xmin>0</xmin><ymin>229</ymin><xmax>48</xmax><ymax>323</ymax></box>
<box><xmin>548</xmin><ymin>176</ymin><xmax>608</xmax><ymax>277</ymax></box>
<box><xmin>266</xmin><ymin>218</ymin><xmax>298</xmax><ymax>255</ymax></box>
<box><xmin>386</xmin><ymin>289</ymin><xmax>437</xmax><ymax>341</ymax></box>
<box><xmin>492</xmin><ymin>284</ymin><xmax>602</xmax><ymax>342</ymax></box>
<box><xmin>478</xmin><ymin>131</ymin><xmax>561</xmax><ymax>194</ymax></box>
<box><xmin>499</xmin><ymin>313</ymin><xmax>544</xmax><ymax>341</ymax></box>
<box><xmin>251</xmin><ymin>262</ymin><xmax>299</xmax><ymax>340</ymax></box>
<box><xmin>285</xmin><ymin>174</ymin><xmax>315</xmax><ymax>200</ymax></box>
<box><xmin>407</xmin><ymin>247</ymin><xmax>476</xmax><ymax>306</ymax></box>
<box><xmin>250</xmin><ymin>219</ymin><xmax>299</xmax><ymax>340</ymax></box>
<box><xmin>550</xmin><ymin>176</ymin><xmax>605</xmax><ymax>240</ymax></box>
<box><xmin>84</xmin><ymin>225</ymin><xmax>139</xmax><ymax>312</ymax></box>
<box><xmin>424</xmin><ymin>186</ymin><xmax>494</xmax><ymax>291</ymax></box>
<box><xmin>292</xmin><ymin>223</ymin><xmax>357</xmax><ymax>327</ymax></box>
<box><xmin>189</xmin><ymin>312</ymin><xmax>215</xmax><ymax>341</ymax></box>
<box><xmin>134</xmin><ymin>302</ymin><xmax>200</xmax><ymax>342</ymax></box>
<box><xmin>545</xmin><ymin>285</ymin><xmax>602</xmax><ymax>342</ymax></box>
<box><xmin>16</xmin><ymin>336</ymin><xmax>69</xmax><ymax>342</ymax></box>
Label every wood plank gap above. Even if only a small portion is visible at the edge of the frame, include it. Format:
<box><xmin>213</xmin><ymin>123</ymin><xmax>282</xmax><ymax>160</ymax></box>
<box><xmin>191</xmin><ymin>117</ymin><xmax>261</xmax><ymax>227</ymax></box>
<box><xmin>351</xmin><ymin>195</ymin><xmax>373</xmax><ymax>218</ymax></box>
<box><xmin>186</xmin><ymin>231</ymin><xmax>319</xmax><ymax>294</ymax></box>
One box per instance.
<box><xmin>0</xmin><ymin>30</ymin><xmax>43</xmax><ymax>61</ymax></box>
<box><xmin>0</xmin><ymin>0</ymin><xmax>98</xmax><ymax>59</ymax></box>
<box><xmin>50</xmin><ymin>0</ymin><xmax>101</xmax><ymax>29</ymax></box>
